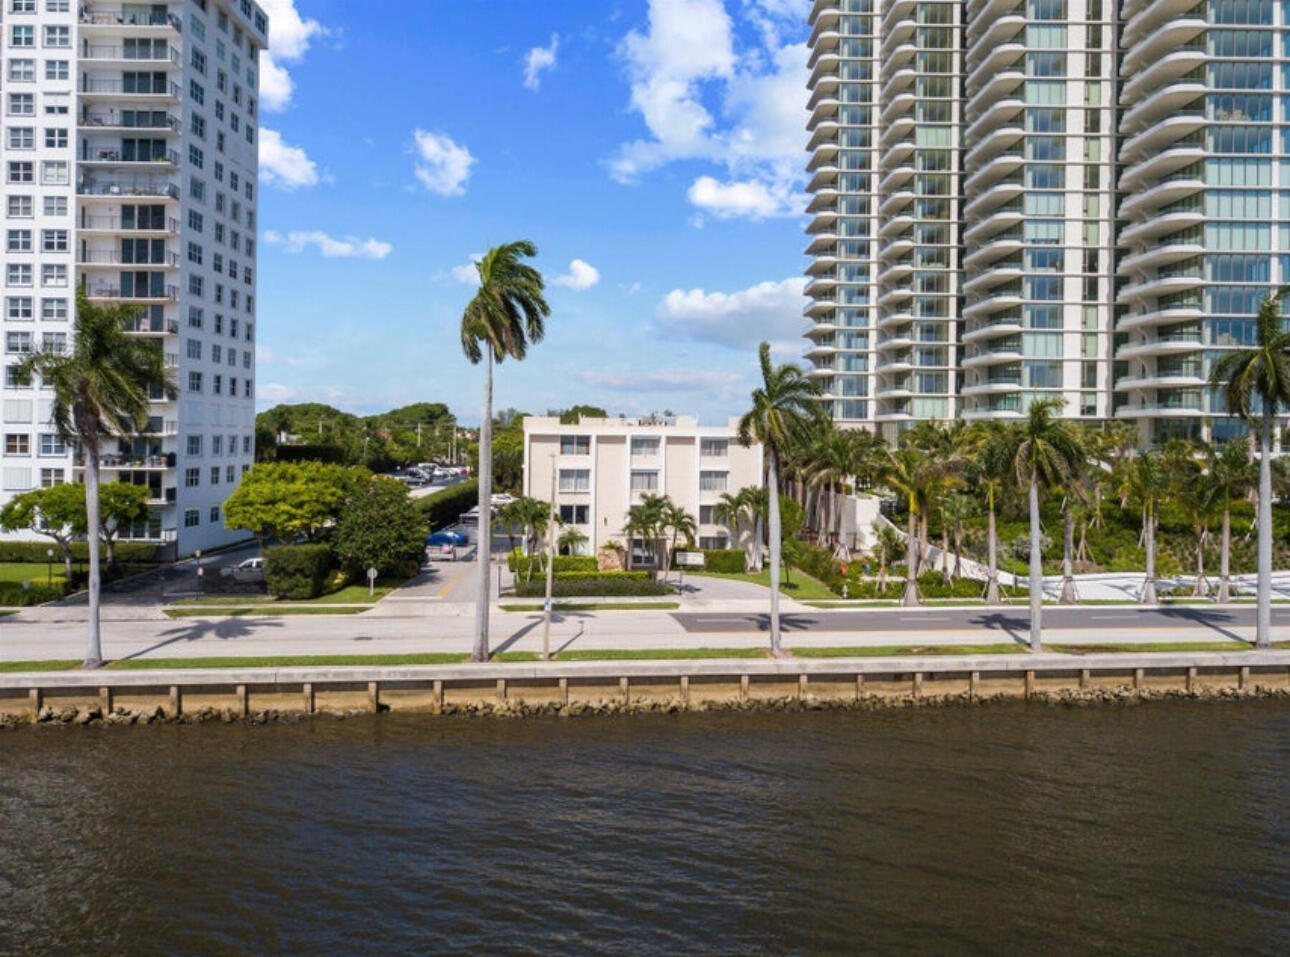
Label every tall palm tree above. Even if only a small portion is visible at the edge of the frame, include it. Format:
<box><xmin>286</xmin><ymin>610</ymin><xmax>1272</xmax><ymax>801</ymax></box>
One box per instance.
<box><xmin>1012</xmin><ymin>398</ymin><xmax>1083</xmax><ymax>651</ymax></box>
<box><xmin>713</xmin><ymin>490</ymin><xmax>748</xmax><ymax>556</ymax></box>
<box><xmin>805</xmin><ymin>425</ymin><xmax>853</xmax><ymax>549</ymax></box>
<box><xmin>962</xmin><ymin>422</ymin><xmax>1017</xmax><ymax>604</ymax></box>
<box><xmin>1117</xmin><ymin>448</ymin><xmax>1168</xmax><ymax>605</ymax></box>
<box><xmin>625</xmin><ymin>492</ymin><xmax>668</xmax><ymax>575</ymax></box>
<box><xmin>17</xmin><ymin>289</ymin><xmax>174</xmax><ymax>669</ymax></box>
<box><xmin>661</xmin><ymin>497</ymin><xmax>697</xmax><ymax>571</ymax></box>
<box><xmin>738</xmin><ymin>342</ymin><xmax>825</xmax><ymax>656</ymax></box>
<box><xmin>1207</xmin><ymin>439</ymin><xmax>1257</xmax><ymax>603</ymax></box>
<box><xmin>881</xmin><ymin>445</ymin><xmax>940</xmax><ymax>606</ymax></box>
<box><xmin>459</xmin><ymin>241</ymin><xmax>550</xmax><ymax>662</ymax></box>
<box><xmin>1209</xmin><ymin>289</ymin><xmax>1290</xmax><ymax>648</ymax></box>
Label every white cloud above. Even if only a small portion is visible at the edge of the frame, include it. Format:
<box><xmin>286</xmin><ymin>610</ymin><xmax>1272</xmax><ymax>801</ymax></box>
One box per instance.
<box><xmin>259</xmin><ymin>383</ymin><xmax>297</xmax><ymax>404</ymax></box>
<box><xmin>552</xmin><ymin>259</ymin><xmax>601</xmax><ymax>291</ymax></box>
<box><xmin>264</xmin><ymin>230</ymin><xmax>392</xmax><ymax>260</ymax></box>
<box><xmin>655</xmin><ymin>277</ymin><xmax>807</xmax><ymax>351</ymax></box>
<box><xmin>257</xmin><ymin>0</ymin><xmax>329</xmax><ymax>111</ymax></box>
<box><xmin>412</xmin><ymin>130</ymin><xmax>475</xmax><ymax>196</ymax></box>
<box><xmin>611</xmin><ymin>0</ymin><xmax>810</xmax><ymax>220</ymax></box>
<box><xmin>687</xmin><ymin>174</ymin><xmax>799</xmax><ymax>220</ymax></box>
<box><xmin>523</xmin><ymin>34</ymin><xmax>559</xmax><ymax>90</ymax></box>
<box><xmin>258</xmin><ymin>128</ymin><xmax>319</xmax><ymax>189</ymax></box>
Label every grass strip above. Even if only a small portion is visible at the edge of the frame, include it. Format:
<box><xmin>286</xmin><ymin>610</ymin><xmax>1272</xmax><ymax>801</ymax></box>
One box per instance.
<box><xmin>792</xmin><ymin>644</ymin><xmax>1021</xmax><ymax>658</ymax></box>
<box><xmin>0</xmin><ymin>659</ymin><xmax>79</xmax><ymax>672</ymax></box>
<box><xmin>1047</xmin><ymin>641</ymin><xmax>1253</xmax><ymax>654</ymax></box>
<box><xmin>108</xmin><ymin>653</ymin><xmax>472</xmax><ymax>669</ymax></box>
<box><xmin>499</xmin><ymin>602</ymin><xmax>681</xmax><ymax>612</ymax></box>
<box><xmin>551</xmin><ymin>647</ymin><xmax>767</xmax><ymax>661</ymax></box>
<box><xmin>163</xmin><ymin>606</ymin><xmax>367</xmax><ymax>619</ymax></box>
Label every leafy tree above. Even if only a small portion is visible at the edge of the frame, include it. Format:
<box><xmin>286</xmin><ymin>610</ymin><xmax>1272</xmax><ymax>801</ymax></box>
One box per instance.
<box><xmin>556</xmin><ymin>404</ymin><xmax>607</xmax><ymax>424</ymax></box>
<box><xmin>17</xmin><ymin>289</ymin><xmax>174</xmax><ymax>669</ymax></box>
<box><xmin>738</xmin><ymin>342</ymin><xmax>826</xmax><ymax>656</ymax></box>
<box><xmin>223</xmin><ymin>461</ymin><xmax>368</xmax><ymax>545</ymax></box>
<box><xmin>332</xmin><ymin>476</ymin><xmax>425</xmax><ymax>578</ymax></box>
<box><xmin>1208</xmin><ymin>288</ymin><xmax>1290</xmax><ymax>647</ymax></box>
<box><xmin>98</xmin><ymin>481</ymin><xmax>150</xmax><ymax>570</ymax></box>
<box><xmin>0</xmin><ymin>483</ymin><xmax>87</xmax><ymax>580</ymax></box>
<box><xmin>1013</xmin><ymin>397</ymin><xmax>1084</xmax><ymax>650</ymax></box>
<box><xmin>459</xmin><ymin>240</ymin><xmax>550</xmax><ymax>662</ymax></box>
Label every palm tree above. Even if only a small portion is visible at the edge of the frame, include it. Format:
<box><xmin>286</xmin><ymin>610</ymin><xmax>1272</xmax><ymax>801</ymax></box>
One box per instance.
<box><xmin>625</xmin><ymin>492</ymin><xmax>668</xmax><ymax>576</ymax></box>
<box><xmin>873</xmin><ymin>523</ymin><xmax>903</xmax><ymax>590</ymax></box>
<box><xmin>1209</xmin><ymin>289</ymin><xmax>1290</xmax><ymax>647</ymax></box>
<box><xmin>1012</xmin><ymin>398</ymin><xmax>1083</xmax><ymax>651</ymax></box>
<box><xmin>713</xmin><ymin>490</ymin><xmax>748</xmax><ymax>555</ymax></box>
<box><xmin>17</xmin><ymin>289</ymin><xmax>174</xmax><ymax>669</ymax></box>
<box><xmin>881</xmin><ymin>445</ymin><xmax>936</xmax><ymax>606</ymax></box>
<box><xmin>805</xmin><ymin>425</ymin><xmax>852</xmax><ymax>548</ymax></box>
<box><xmin>938</xmin><ymin>493</ymin><xmax>975</xmax><ymax>581</ymax></box>
<box><xmin>962</xmin><ymin>422</ymin><xmax>1016</xmax><ymax>604</ymax></box>
<box><xmin>661</xmin><ymin>497</ymin><xmax>697</xmax><ymax>570</ymax></box>
<box><xmin>1117</xmin><ymin>449</ymin><xmax>1168</xmax><ymax>605</ymax></box>
<box><xmin>459</xmin><ymin>241</ymin><xmax>550</xmax><ymax>662</ymax></box>
<box><xmin>738</xmin><ymin>342</ymin><xmax>825</xmax><ymax>656</ymax></box>
<box><xmin>1207</xmin><ymin>439</ymin><xmax>1256</xmax><ymax>603</ymax></box>
<box><xmin>557</xmin><ymin>526</ymin><xmax>587</xmax><ymax>556</ymax></box>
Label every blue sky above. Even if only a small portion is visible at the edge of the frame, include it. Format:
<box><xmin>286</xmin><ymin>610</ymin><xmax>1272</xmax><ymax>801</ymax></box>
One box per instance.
<box><xmin>255</xmin><ymin>0</ymin><xmax>812</xmax><ymax>425</ymax></box>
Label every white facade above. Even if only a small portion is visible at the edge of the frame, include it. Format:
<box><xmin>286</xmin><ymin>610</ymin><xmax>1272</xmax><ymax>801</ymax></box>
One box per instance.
<box><xmin>522</xmin><ymin>416</ymin><xmax>764</xmax><ymax>557</ymax></box>
<box><xmin>0</xmin><ymin>0</ymin><xmax>267</xmax><ymax>555</ymax></box>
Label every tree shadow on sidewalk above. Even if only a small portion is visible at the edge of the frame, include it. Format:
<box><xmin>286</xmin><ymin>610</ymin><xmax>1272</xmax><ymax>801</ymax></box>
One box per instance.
<box><xmin>969</xmin><ymin>612</ymin><xmax>1031</xmax><ymax>647</ymax></box>
<box><xmin>113</xmin><ymin>616</ymin><xmax>286</xmax><ymax>663</ymax></box>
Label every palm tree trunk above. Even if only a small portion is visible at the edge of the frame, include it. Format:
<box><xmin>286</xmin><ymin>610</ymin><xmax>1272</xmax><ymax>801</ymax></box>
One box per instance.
<box><xmin>83</xmin><ymin>442</ymin><xmax>103</xmax><ymax>669</ymax></box>
<box><xmin>1218</xmin><ymin>507</ymin><xmax>1232</xmax><ymax>603</ymax></box>
<box><xmin>952</xmin><ymin>520</ymin><xmax>963</xmax><ymax>580</ymax></box>
<box><xmin>1028</xmin><ymin>470</ymin><xmax>1042</xmax><ymax>651</ymax></box>
<box><xmin>767</xmin><ymin>446</ymin><xmax>784</xmax><ymax>656</ymax></box>
<box><xmin>1059</xmin><ymin>510</ymin><xmax>1077</xmax><ymax>604</ymax></box>
<box><xmin>940</xmin><ymin>525</ymin><xmax>951</xmax><ymax>583</ymax></box>
<box><xmin>473</xmin><ymin>351</ymin><xmax>493</xmax><ymax>662</ymax></box>
<box><xmin>902</xmin><ymin>505</ymin><xmax>919</xmax><ymax>607</ymax></box>
<box><xmin>1141</xmin><ymin>504</ymin><xmax>1158</xmax><ymax>604</ymax></box>
<box><xmin>753</xmin><ymin>513</ymin><xmax>764</xmax><ymax>572</ymax></box>
<box><xmin>1194</xmin><ymin>527</ymin><xmax>1207</xmax><ymax>597</ymax></box>
<box><xmin>985</xmin><ymin>498</ymin><xmax>1000</xmax><ymax>604</ymax></box>
<box><xmin>1256</xmin><ymin>407</ymin><xmax>1273</xmax><ymax>647</ymax></box>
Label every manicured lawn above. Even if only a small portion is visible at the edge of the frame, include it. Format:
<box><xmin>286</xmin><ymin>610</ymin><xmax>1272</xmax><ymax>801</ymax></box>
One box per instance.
<box><xmin>172</xmin><ymin>582</ymin><xmax>401</xmax><ymax>607</ymax></box>
<box><xmin>163</xmin><ymin>606</ymin><xmax>367</xmax><ymax>619</ymax></box>
<box><xmin>0</xmin><ymin>562</ymin><xmax>65</xmax><ymax>586</ymax></box>
<box><xmin>500</xmin><ymin>602</ymin><xmax>681</xmax><ymax>612</ymax></box>
<box><xmin>793</xmin><ymin>644</ymin><xmax>1021</xmax><ymax>658</ymax></box>
<box><xmin>108</xmin><ymin>653</ymin><xmax>472</xmax><ymax>669</ymax></box>
<box><xmin>0</xmin><ymin>659</ymin><xmax>79</xmax><ymax>672</ymax></box>
<box><xmin>690</xmin><ymin>569</ymin><xmax>838</xmax><ymax>600</ymax></box>
<box><xmin>554</xmin><ymin>647</ymin><xmax>768</xmax><ymax>660</ymax></box>
<box><xmin>1047</xmin><ymin>642</ymin><xmax>1253</xmax><ymax>654</ymax></box>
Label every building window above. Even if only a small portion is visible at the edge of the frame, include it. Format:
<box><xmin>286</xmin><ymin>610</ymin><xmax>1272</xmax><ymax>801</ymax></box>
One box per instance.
<box><xmin>558</xmin><ymin>504</ymin><xmax>589</xmax><ymax>525</ymax></box>
<box><xmin>187</xmin><ymin>371</ymin><xmax>202</xmax><ymax>392</ymax></box>
<box><xmin>210</xmin><ymin>506</ymin><xmax>220</xmax><ymax>523</ymax></box>
<box><xmin>558</xmin><ymin>468</ymin><xmax>590</xmax><ymax>492</ymax></box>
<box><xmin>6</xmin><ymin>230</ymin><xmax>32</xmax><ymax>252</ymax></box>
<box><xmin>630</xmin><ymin>470</ymin><xmax>659</xmax><ymax>492</ymax></box>
<box><xmin>699</xmin><ymin>505</ymin><xmax>717</xmax><ymax>525</ymax></box>
<box><xmin>187</xmin><ymin>435</ymin><xmax>202</xmax><ymax>456</ymax></box>
<box><xmin>37</xmin><ymin>433</ymin><xmax>63</xmax><ymax>455</ymax></box>
<box><xmin>559</xmin><ymin>435</ymin><xmax>590</xmax><ymax>455</ymax></box>
<box><xmin>5</xmin><ymin>331</ymin><xmax>31</xmax><ymax>354</ymax></box>
<box><xmin>184</xmin><ymin>508</ymin><xmax>200</xmax><ymax>528</ymax></box>
<box><xmin>6</xmin><ymin>297</ymin><xmax>32</xmax><ymax>320</ymax></box>
<box><xmin>42</xmin><ymin>24</ymin><xmax>69</xmax><ymax>47</ymax></box>
<box><xmin>699</xmin><ymin>471</ymin><xmax>729</xmax><ymax>492</ymax></box>
<box><xmin>631</xmin><ymin>437</ymin><xmax>660</xmax><ymax>456</ymax></box>
<box><xmin>185</xmin><ymin>467</ymin><xmax>199</xmax><ymax>487</ymax></box>
<box><xmin>225</xmin><ymin>465</ymin><xmax>234</xmax><ymax>482</ymax></box>
<box><xmin>699</xmin><ymin>536</ymin><xmax>729</xmax><ymax>550</ymax></box>
<box><xmin>40</xmin><ymin>298</ymin><xmax>66</xmax><ymax>320</ymax></box>
<box><xmin>212</xmin><ymin>435</ymin><xmax>223</xmax><ymax>455</ymax></box>
<box><xmin>40</xmin><ymin>468</ymin><xmax>64</xmax><ymax>487</ymax></box>
<box><xmin>5</xmin><ymin>434</ymin><xmax>30</xmax><ymax>454</ymax></box>
<box><xmin>8</xmin><ymin>196</ymin><xmax>33</xmax><ymax>218</ymax></box>
<box><xmin>210</xmin><ymin>467</ymin><xmax>220</xmax><ymax>485</ymax></box>
<box><xmin>7</xmin><ymin>160</ymin><xmax>34</xmax><ymax>182</ymax></box>
<box><xmin>700</xmin><ymin>438</ymin><xmax>729</xmax><ymax>457</ymax></box>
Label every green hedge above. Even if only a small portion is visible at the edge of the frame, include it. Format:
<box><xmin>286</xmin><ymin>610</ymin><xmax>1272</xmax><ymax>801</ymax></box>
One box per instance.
<box><xmin>507</xmin><ymin>547</ymin><xmax>598</xmax><ymax>576</ymax></box>
<box><xmin>413</xmin><ymin>479</ymin><xmax>479</xmax><ymax>532</ymax></box>
<box><xmin>0</xmin><ymin>580</ymin><xmax>68</xmax><ymax>606</ymax></box>
<box><xmin>0</xmin><ymin>541</ymin><xmax>164</xmax><ymax>563</ymax></box>
<box><xmin>512</xmin><ymin>573</ymin><xmax>672</xmax><ymax>598</ymax></box>
<box><xmin>840</xmin><ymin>573</ymin><xmax>1029</xmax><ymax>600</ymax></box>
<box><xmin>698</xmin><ymin>549</ymin><xmax>746</xmax><ymax>573</ymax></box>
<box><xmin>264</xmin><ymin>544</ymin><xmax>333</xmax><ymax>600</ymax></box>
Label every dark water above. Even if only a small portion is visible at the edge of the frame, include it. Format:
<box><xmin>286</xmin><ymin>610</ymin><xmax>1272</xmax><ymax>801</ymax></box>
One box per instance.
<box><xmin>1</xmin><ymin>702</ymin><xmax>1287</xmax><ymax>956</ymax></box>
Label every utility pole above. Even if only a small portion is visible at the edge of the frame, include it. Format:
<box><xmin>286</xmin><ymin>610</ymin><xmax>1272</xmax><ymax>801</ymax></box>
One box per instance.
<box><xmin>541</xmin><ymin>455</ymin><xmax>557</xmax><ymax>660</ymax></box>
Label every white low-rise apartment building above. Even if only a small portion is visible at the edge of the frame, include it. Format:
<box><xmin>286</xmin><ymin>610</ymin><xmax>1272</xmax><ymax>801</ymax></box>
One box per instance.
<box><xmin>0</xmin><ymin>0</ymin><xmax>267</xmax><ymax>556</ymax></box>
<box><xmin>522</xmin><ymin>415</ymin><xmax>763</xmax><ymax>561</ymax></box>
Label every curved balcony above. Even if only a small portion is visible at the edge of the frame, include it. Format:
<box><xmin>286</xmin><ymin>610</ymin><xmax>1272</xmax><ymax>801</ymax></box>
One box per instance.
<box><xmin>1117</xmin><ymin>176</ymin><xmax>1205</xmax><ymax>220</ymax></box>
<box><xmin>962</xmin><ymin>377</ymin><xmax>1023</xmax><ymax>397</ymax></box>
<box><xmin>805</xmin><ymin>232</ymin><xmax>837</xmax><ymax>256</ymax></box>
<box><xmin>1115</xmin><ymin>372</ymin><xmax>1206</xmax><ymax>391</ymax></box>
<box><xmin>877</xmin><ymin>310</ymin><xmax>914</xmax><ymax>330</ymax></box>
<box><xmin>961</xmin><ymin>318</ymin><xmax>1025</xmax><ymax>345</ymax></box>
<box><xmin>966</xmin><ymin>17</ymin><xmax>1026</xmax><ymax>68</ymax></box>
<box><xmin>1118</xmin><ymin>212</ymin><xmax>1205</xmax><ymax>249</ymax></box>
<box><xmin>807</xmin><ymin>164</ymin><xmax>839</xmax><ymax>193</ymax></box>
<box><xmin>967</xmin><ymin>0</ymin><xmax>1024</xmax><ymax>32</ymax></box>
<box><xmin>1119</xmin><ymin>113</ymin><xmax>1207</xmax><ymax>164</ymax></box>
<box><xmin>879</xmin><ymin>238</ymin><xmax>915</xmax><ymax>263</ymax></box>
<box><xmin>806</xmin><ymin>143</ymin><xmax>839</xmax><ymax>171</ymax></box>
<box><xmin>1121</xmin><ymin>50</ymin><xmax>1206</xmax><ymax>105</ymax></box>
<box><xmin>1119</xmin><ymin>145</ymin><xmax>1207</xmax><ymax>192</ymax></box>
<box><xmin>804</xmin><ymin>276</ymin><xmax>839</xmax><ymax>298</ymax></box>
<box><xmin>882</xmin><ymin>42</ymin><xmax>918</xmax><ymax>73</ymax></box>
<box><xmin>970</xmin><ymin>42</ymin><xmax>1025</xmax><ymax>78</ymax></box>
<box><xmin>963</xmin><ymin>151</ymin><xmax>1024</xmax><ymax>196</ymax></box>
<box><xmin>1113</xmin><ymin>402</ymin><xmax>1206</xmax><ymax>419</ymax></box>
<box><xmin>878</xmin><ymin>190</ymin><xmax>916</xmax><ymax>217</ymax></box>
<box><xmin>962</xmin><ymin>348</ymin><xmax>1024</xmax><ymax>370</ymax></box>
<box><xmin>964</xmin><ymin>98</ymin><xmax>1025</xmax><ymax>147</ymax></box>
<box><xmin>878</xmin><ymin>115</ymin><xmax>917</xmax><ymax>147</ymax></box>
<box><xmin>806</xmin><ymin>255</ymin><xmax>839</xmax><ymax>277</ymax></box>
<box><xmin>963</xmin><ymin>236</ymin><xmax>1023</xmax><ymax>270</ymax></box>
<box><xmin>963</xmin><ymin>291</ymin><xmax>1024</xmax><ymax>320</ymax></box>
<box><xmin>1123</xmin><ymin>0</ymin><xmax>1205</xmax><ymax>48</ymax></box>
<box><xmin>878</xmin><ymin>141</ymin><xmax>916</xmax><ymax>171</ymax></box>
<box><xmin>876</xmin><ymin>333</ymin><xmax>915</xmax><ymax>352</ymax></box>
<box><xmin>963</xmin><ymin>180</ymin><xmax>1025</xmax><ymax>222</ymax></box>
<box><xmin>1118</xmin><ymin>243</ymin><xmax>1206</xmax><ymax>277</ymax></box>
<box><xmin>878</xmin><ymin>215</ymin><xmax>915</xmax><ymax>239</ymax></box>
<box><xmin>808</xmin><ymin>97</ymin><xmax>841</xmax><ymax>130</ymax></box>
<box><xmin>962</xmin><ymin>262</ymin><xmax>1024</xmax><ymax>296</ymax></box>
<box><xmin>877</xmin><ymin>262</ymin><xmax>913</xmax><ymax>286</ymax></box>
<box><xmin>964</xmin><ymin>203</ymin><xmax>1024</xmax><ymax>243</ymax></box>
<box><xmin>877</xmin><ymin>286</ymin><xmax>914</xmax><ymax>308</ymax></box>
<box><xmin>1117</xmin><ymin>274</ymin><xmax>1204</xmax><ymax>306</ymax></box>
<box><xmin>806</xmin><ymin>121</ymin><xmax>840</xmax><ymax>151</ymax></box>
<box><xmin>879</xmin><ymin>92</ymin><xmax>917</xmax><ymax>127</ymax></box>
<box><xmin>878</xmin><ymin>165</ymin><xmax>916</xmax><ymax>195</ymax></box>
<box><xmin>880</xmin><ymin>0</ymin><xmax>919</xmax><ymax>35</ymax></box>
<box><xmin>806</xmin><ymin>187</ymin><xmax>840</xmax><ymax>214</ymax></box>
<box><xmin>1121</xmin><ymin>17</ymin><xmax>1208</xmax><ymax>75</ymax></box>
<box><xmin>1115</xmin><ymin>305</ymin><xmax>1204</xmax><ymax>333</ymax></box>
<box><xmin>804</xmin><ymin>341</ymin><xmax>838</xmax><ymax>360</ymax></box>
<box><xmin>964</xmin><ymin>125</ymin><xmax>1025</xmax><ymax>170</ymax></box>
<box><xmin>1115</xmin><ymin>338</ymin><xmax>1204</xmax><ymax>361</ymax></box>
<box><xmin>804</xmin><ymin>297</ymin><xmax>837</xmax><ymax>319</ymax></box>
<box><xmin>966</xmin><ymin>70</ymin><xmax>1025</xmax><ymax>120</ymax></box>
<box><xmin>879</xmin><ymin>67</ymin><xmax>918</xmax><ymax>105</ymax></box>
<box><xmin>1121</xmin><ymin>83</ymin><xmax>1207</xmax><ymax>134</ymax></box>
<box><xmin>807</xmin><ymin>30</ymin><xmax>841</xmax><ymax>67</ymax></box>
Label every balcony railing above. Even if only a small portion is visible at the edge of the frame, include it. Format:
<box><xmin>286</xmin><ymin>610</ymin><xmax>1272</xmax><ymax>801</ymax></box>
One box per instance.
<box><xmin>78</xmin><ymin>180</ymin><xmax>179</xmax><ymax>199</ymax></box>
<box><xmin>79</xmin><ymin>250</ymin><xmax>180</xmax><ymax>267</ymax></box>
<box><xmin>79</xmin><ymin>79</ymin><xmax>181</xmax><ymax>99</ymax></box>
<box><xmin>79</xmin><ymin>110</ymin><xmax>180</xmax><ymax>131</ymax></box>
<box><xmin>83</xmin><ymin>282</ymin><xmax>178</xmax><ymax>302</ymax></box>
<box><xmin>123</xmin><ymin>318</ymin><xmax>180</xmax><ymax>334</ymax></box>
<box><xmin>79</xmin><ymin>8</ymin><xmax>182</xmax><ymax>31</ymax></box>
<box><xmin>80</xmin><ymin>147</ymin><xmax>179</xmax><ymax>166</ymax></box>
<box><xmin>79</xmin><ymin>214</ymin><xmax>179</xmax><ymax>234</ymax></box>
<box><xmin>81</xmin><ymin>43</ymin><xmax>180</xmax><ymax>63</ymax></box>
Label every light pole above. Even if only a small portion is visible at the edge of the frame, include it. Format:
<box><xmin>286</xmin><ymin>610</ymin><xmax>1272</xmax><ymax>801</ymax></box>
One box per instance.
<box><xmin>46</xmin><ymin>548</ymin><xmax>53</xmax><ymax>586</ymax></box>
<box><xmin>541</xmin><ymin>454</ymin><xmax>557</xmax><ymax>660</ymax></box>
<box><xmin>194</xmin><ymin>548</ymin><xmax>203</xmax><ymax>598</ymax></box>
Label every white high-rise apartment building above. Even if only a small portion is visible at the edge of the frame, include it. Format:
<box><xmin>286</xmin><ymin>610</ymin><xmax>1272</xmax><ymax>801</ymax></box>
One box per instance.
<box><xmin>0</xmin><ymin>0</ymin><xmax>267</xmax><ymax>555</ymax></box>
<box><xmin>807</xmin><ymin>0</ymin><xmax>1289</xmax><ymax>445</ymax></box>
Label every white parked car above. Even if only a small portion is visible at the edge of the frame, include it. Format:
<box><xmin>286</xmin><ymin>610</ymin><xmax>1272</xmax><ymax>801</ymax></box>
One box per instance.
<box><xmin>221</xmin><ymin>557</ymin><xmax>265</xmax><ymax>583</ymax></box>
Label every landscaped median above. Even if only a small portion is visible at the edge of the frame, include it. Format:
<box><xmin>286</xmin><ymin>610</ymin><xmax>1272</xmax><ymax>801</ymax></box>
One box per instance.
<box><xmin>163</xmin><ymin>581</ymin><xmax>406</xmax><ymax>618</ymax></box>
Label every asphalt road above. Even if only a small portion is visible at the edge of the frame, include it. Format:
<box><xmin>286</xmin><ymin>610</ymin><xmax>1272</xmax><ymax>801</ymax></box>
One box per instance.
<box><xmin>671</xmin><ymin>604</ymin><xmax>1290</xmax><ymax>636</ymax></box>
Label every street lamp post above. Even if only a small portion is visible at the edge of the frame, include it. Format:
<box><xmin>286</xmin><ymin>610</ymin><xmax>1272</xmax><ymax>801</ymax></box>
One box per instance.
<box><xmin>195</xmin><ymin>548</ymin><xmax>203</xmax><ymax>597</ymax></box>
<box><xmin>46</xmin><ymin>548</ymin><xmax>53</xmax><ymax>586</ymax></box>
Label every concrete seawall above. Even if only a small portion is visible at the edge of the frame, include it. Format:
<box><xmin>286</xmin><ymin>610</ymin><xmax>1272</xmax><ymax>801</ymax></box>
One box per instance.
<box><xmin>2</xmin><ymin>651</ymin><xmax>1289</xmax><ymax>725</ymax></box>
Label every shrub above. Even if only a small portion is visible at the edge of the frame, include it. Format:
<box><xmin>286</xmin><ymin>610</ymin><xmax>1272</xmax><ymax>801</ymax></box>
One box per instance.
<box><xmin>838</xmin><ymin>572</ymin><xmax>1029</xmax><ymax>600</ymax></box>
<box><xmin>507</xmin><ymin>547</ymin><xmax>598</xmax><ymax>576</ymax></box>
<box><xmin>0</xmin><ymin>541</ymin><xmax>163</xmax><ymax>563</ymax></box>
<box><xmin>332</xmin><ymin>476</ymin><xmax>425</xmax><ymax>577</ymax></box>
<box><xmin>264</xmin><ymin>544</ymin><xmax>333</xmax><ymax>600</ymax></box>
<box><xmin>414</xmin><ymin>479</ymin><xmax>478</xmax><ymax>531</ymax></box>
<box><xmin>512</xmin><ymin>572</ymin><xmax>671</xmax><ymax>597</ymax></box>
<box><xmin>0</xmin><ymin>580</ymin><xmax>68</xmax><ymax>606</ymax></box>
<box><xmin>673</xmin><ymin>548</ymin><xmax>745</xmax><ymax>573</ymax></box>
